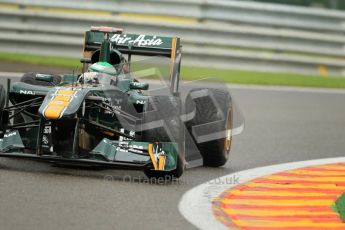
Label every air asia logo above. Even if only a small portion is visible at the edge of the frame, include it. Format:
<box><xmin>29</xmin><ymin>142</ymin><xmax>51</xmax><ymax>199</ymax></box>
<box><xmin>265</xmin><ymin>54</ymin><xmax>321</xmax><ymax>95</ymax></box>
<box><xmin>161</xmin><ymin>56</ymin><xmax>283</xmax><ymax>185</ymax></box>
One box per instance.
<box><xmin>110</xmin><ymin>34</ymin><xmax>163</xmax><ymax>47</ymax></box>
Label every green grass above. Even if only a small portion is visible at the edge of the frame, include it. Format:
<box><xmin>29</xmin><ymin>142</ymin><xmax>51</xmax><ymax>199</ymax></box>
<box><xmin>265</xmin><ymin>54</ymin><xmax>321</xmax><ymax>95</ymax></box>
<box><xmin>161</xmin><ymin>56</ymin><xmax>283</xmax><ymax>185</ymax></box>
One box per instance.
<box><xmin>181</xmin><ymin>67</ymin><xmax>345</xmax><ymax>89</ymax></box>
<box><xmin>335</xmin><ymin>192</ymin><xmax>345</xmax><ymax>221</ymax></box>
<box><xmin>0</xmin><ymin>52</ymin><xmax>80</xmax><ymax>69</ymax></box>
<box><xmin>1</xmin><ymin>52</ymin><xmax>345</xmax><ymax>89</ymax></box>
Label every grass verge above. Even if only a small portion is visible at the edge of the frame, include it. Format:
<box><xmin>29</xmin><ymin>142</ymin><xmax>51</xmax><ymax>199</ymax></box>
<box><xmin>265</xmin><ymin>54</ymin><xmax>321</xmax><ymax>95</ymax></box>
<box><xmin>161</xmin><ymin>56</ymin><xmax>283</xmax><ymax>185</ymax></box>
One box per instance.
<box><xmin>0</xmin><ymin>52</ymin><xmax>80</xmax><ymax>69</ymax></box>
<box><xmin>182</xmin><ymin>67</ymin><xmax>345</xmax><ymax>89</ymax></box>
<box><xmin>335</xmin><ymin>192</ymin><xmax>345</xmax><ymax>222</ymax></box>
<box><xmin>1</xmin><ymin>52</ymin><xmax>345</xmax><ymax>89</ymax></box>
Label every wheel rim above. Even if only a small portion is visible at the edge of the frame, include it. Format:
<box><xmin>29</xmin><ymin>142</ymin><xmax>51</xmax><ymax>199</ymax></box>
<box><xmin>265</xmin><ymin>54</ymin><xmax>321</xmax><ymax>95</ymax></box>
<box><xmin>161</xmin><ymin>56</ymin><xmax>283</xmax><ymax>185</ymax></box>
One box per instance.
<box><xmin>224</xmin><ymin>109</ymin><xmax>232</xmax><ymax>153</ymax></box>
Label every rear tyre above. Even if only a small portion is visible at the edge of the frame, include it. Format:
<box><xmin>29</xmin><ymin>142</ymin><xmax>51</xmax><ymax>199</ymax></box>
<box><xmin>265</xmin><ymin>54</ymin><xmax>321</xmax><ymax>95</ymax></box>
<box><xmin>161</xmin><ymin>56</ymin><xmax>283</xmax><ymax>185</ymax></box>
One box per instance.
<box><xmin>186</xmin><ymin>88</ymin><xmax>233</xmax><ymax>167</ymax></box>
<box><xmin>142</xmin><ymin>95</ymin><xmax>184</xmax><ymax>180</ymax></box>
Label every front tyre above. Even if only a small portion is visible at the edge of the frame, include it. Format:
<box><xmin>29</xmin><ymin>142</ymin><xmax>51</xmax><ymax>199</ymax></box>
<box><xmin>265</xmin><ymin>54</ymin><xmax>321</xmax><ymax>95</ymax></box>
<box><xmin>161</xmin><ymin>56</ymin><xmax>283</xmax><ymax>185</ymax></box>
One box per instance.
<box><xmin>12</xmin><ymin>73</ymin><xmax>61</xmax><ymax>124</ymax></box>
<box><xmin>186</xmin><ymin>88</ymin><xmax>233</xmax><ymax>167</ymax></box>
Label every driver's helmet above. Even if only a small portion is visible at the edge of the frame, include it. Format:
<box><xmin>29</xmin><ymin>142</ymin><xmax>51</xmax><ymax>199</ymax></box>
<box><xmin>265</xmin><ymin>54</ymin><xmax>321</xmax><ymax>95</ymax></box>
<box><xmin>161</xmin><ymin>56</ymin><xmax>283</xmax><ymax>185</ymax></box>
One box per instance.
<box><xmin>80</xmin><ymin>62</ymin><xmax>117</xmax><ymax>84</ymax></box>
<box><xmin>88</xmin><ymin>62</ymin><xmax>117</xmax><ymax>75</ymax></box>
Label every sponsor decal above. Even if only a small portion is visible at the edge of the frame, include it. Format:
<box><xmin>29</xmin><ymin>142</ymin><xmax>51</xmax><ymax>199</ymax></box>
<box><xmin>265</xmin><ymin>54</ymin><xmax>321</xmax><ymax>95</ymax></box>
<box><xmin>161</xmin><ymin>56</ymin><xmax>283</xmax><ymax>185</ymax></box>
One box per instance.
<box><xmin>115</xmin><ymin>141</ymin><xmax>144</xmax><ymax>154</ymax></box>
<box><xmin>42</xmin><ymin>135</ymin><xmax>49</xmax><ymax>145</ymax></box>
<box><xmin>44</xmin><ymin>126</ymin><xmax>51</xmax><ymax>134</ymax></box>
<box><xmin>111</xmin><ymin>34</ymin><xmax>163</xmax><ymax>47</ymax></box>
<box><xmin>127</xmin><ymin>148</ymin><xmax>144</xmax><ymax>154</ymax></box>
<box><xmin>42</xmin><ymin>125</ymin><xmax>53</xmax><ymax>151</ymax></box>
<box><xmin>129</xmin><ymin>144</ymin><xmax>143</xmax><ymax>150</ymax></box>
<box><xmin>119</xmin><ymin>129</ymin><xmax>135</xmax><ymax>141</ymax></box>
<box><xmin>115</xmin><ymin>147</ymin><xmax>143</xmax><ymax>154</ymax></box>
<box><xmin>5</xmin><ymin>132</ymin><xmax>17</xmax><ymax>138</ymax></box>
<box><xmin>113</xmin><ymin>105</ymin><xmax>121</xmax><ymax>110</ymax></box>
<box><xmin>104</xmin><ymin>105</ymin><xmax>121</xmax><ymax>115</ymax></box>
<box><xmin>19</xmin><ymin>90</ymin><xmax>35</xmax><ymax>95</ymax></box>
<box><xmin>136</xmin><ymin>100</ymin><xmax>146</xmax><ymax>105</ymax></box>
<box><xmin>0</xmin><ymin>131</ymin><xmax>17</xmax><ymax>141</ymax></box>
<box><xmin>104</xmin><ymin>98</ymin><xmax>122</xmax><ymax>115</ymax></box>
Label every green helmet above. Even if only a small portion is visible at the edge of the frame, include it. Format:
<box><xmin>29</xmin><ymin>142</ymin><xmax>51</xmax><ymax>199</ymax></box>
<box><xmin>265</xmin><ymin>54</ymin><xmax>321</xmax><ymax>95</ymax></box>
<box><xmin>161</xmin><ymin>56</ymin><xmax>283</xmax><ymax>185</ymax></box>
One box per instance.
<box><xmin>88</xmin><ymin>62</ymin><xmax>117</xmax><ymax>75</ymax></box>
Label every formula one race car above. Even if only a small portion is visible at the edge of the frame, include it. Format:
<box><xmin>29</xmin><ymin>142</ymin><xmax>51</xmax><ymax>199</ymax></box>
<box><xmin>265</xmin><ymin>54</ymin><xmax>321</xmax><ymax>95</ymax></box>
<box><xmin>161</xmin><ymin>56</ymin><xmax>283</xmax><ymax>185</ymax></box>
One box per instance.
<box><xmin>0</xmin><ymin>26</ymin><xmax>234</xmax><ymax>179</ymax></box>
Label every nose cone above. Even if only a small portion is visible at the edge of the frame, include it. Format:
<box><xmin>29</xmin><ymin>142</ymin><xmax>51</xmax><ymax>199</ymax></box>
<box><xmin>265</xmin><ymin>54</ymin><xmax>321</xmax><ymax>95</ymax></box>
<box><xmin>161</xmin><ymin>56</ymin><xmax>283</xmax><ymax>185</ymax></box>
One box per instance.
<box><xmin>41</xmin><ymin>89</ymin><xmax>75</xmax><ymax>120</ymax></box>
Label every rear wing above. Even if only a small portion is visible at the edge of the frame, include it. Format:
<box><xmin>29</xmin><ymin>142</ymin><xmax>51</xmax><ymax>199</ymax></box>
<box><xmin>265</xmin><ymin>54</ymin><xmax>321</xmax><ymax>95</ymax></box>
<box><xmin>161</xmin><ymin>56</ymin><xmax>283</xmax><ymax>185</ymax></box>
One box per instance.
<box><xmin>82</xmin><ymin>27</ymin><xmax>182</xmax><ymax>94</ymax></box>
<box><xmin>84</xmin><ymin>31</ymin><xmax>179</xmax><ymax>57</ymax></box>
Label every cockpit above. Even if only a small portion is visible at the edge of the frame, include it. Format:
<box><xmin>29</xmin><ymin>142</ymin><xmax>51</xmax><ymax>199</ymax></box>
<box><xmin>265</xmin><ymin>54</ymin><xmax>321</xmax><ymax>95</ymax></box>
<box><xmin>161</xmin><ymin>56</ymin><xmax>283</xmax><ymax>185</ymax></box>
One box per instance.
<box><xmin>78</xmin><ymin>71</ymin><xmax>118</xmax><ymax>86</ymax></box>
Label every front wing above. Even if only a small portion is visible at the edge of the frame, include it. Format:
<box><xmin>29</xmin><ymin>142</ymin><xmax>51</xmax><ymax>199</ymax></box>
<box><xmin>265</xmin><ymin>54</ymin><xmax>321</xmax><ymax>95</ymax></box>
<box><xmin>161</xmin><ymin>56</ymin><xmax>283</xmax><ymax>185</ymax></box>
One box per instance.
<box><xmin>0</xmin><ymin>129</ymin><xmax>178</xmax><ymax>172</ymax></box>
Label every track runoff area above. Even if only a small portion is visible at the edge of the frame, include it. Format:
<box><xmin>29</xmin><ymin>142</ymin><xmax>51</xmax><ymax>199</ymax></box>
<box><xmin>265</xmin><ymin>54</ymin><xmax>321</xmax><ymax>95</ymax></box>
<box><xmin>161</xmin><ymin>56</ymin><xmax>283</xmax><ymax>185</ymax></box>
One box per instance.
<box><xmin>3</xmin><ymin>73</ymin><xmax>345</xmax><ymax>229</ymax></box>
<box><xmin>179</xmin><ymin>157</ymin><xmax>345</xmax><ymax>230</ymax></box>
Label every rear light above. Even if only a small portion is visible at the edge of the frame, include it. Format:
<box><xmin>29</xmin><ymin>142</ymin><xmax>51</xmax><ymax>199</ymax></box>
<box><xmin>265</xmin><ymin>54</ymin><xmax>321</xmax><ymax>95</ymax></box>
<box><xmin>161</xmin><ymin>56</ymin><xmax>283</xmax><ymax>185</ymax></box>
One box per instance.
<box><xmin>90</xmin><ymin>26</ymin><xmax>124</xmax><ymax>34</ymax></box>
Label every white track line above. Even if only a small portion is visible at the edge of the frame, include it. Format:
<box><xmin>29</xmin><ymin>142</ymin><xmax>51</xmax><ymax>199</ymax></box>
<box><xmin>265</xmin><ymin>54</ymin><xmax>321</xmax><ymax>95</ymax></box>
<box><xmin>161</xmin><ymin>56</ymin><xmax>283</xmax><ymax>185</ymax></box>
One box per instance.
<box><xmin>179</xmin><ymin>157</ymin><xmax>345</xmax><ymax>230</ymax></box>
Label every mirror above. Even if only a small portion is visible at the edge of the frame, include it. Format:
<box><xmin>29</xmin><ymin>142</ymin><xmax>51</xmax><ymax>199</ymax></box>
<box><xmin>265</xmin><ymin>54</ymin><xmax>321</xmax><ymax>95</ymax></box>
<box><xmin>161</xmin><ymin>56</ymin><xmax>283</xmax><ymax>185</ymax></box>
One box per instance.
<box><xmin>129</xmin><ymin>81</ymin><xmax>149</xmax><ymax>90</ymax></box>
<box><xmin>35</xmin><ymin>74</ymin><xmax>54</xmax><ymax>83</ymax></box>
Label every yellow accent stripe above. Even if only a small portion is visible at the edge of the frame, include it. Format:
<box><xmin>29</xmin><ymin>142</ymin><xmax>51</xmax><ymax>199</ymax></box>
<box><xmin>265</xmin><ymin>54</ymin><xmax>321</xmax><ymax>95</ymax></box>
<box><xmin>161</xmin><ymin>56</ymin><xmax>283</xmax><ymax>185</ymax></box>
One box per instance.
<box><xmin>169</xmin><ymin>37</ymin><xmax>177</xmax><ymax>82</ymax></box>
<box><xmin>148</xmin><ymin>144</ymin><xmax>158</xmax><ymax>170</ymax></box>
<box><xmin>233</xmin><ymin>219</ymin><xmax>344</xmax><ymax>228</ymax></box>
<box><xmin>245</xmin><ymin>182</ymin><xmax>345</xmax><ymax>189</ymax></box>
<box><xmin>53</xmin><ymin>95</ymin><xmax>71</xmax><ymax>102</ymax></box>
<box><xmin>56</xmin><ymin>90</ymin><xmax>74</xmax><ymax>96</ymax></box>
<box><xmin>44</xmin><ymin>89</ymin><xmax>74</xmax><ymax>120</ymax></box>
<box><xmin>221</xmin><ymin>199</ymin><xmax>333</xmax><ymax>206</ymax></box>
<box><xmin>266</xmin><ymin>175</ymin><xmax>345</xmax><ymax>182</ymax></box>
<box><xmin>228</xmin><ymin>190</ymin><xmax>335</xmax><ymax>197</ymax></box>
<box><xmin>281</xmin><ymin>169</ymin><xmax>345</xmax><ymax>176</ymax></box>
<box><xmin>170</xmin><ymin>37</ymin><xmax>176</xmax><ymax>72</ymax></box>
<box><xmin>158</xmin><ymin>155</ymin><xmax>166</xmax><ymax>170</ymax></box>
<box><xmin>314</xmin><ymin>165</ymin><xmax>345</xmax><ymax>170</ymax></box>
<box><xmin>223</xmin><ymin>209</ymin><xmax>336</xmax><ymax>217</ymax></box>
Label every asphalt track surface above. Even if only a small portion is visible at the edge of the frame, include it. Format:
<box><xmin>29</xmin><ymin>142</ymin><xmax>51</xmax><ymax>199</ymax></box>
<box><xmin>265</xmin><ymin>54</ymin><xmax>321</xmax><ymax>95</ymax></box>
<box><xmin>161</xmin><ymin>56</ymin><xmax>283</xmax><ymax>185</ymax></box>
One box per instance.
<box><xmin>0</xmin><ymin>67</ymin><xmax>345</xmax><ymax>230</ymax></box>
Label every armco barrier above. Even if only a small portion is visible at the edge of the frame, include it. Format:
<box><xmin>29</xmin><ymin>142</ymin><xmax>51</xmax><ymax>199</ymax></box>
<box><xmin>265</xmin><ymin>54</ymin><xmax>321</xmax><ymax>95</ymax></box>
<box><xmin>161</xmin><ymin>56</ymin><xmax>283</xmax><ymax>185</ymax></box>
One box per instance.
<box><xmin>0</xmin><ymin>1</ymin><xmax>344</xmax><ymax>76</ymax></box>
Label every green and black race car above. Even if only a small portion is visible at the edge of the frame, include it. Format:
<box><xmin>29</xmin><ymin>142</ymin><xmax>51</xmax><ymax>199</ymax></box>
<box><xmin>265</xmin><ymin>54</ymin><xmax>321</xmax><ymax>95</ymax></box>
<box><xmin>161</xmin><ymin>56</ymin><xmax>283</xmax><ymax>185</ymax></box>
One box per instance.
<box><xmin>0</xmin><ymin>26</ymin><xmax>234</xmax><ymax>179</ymax></box>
